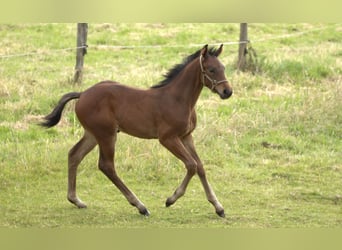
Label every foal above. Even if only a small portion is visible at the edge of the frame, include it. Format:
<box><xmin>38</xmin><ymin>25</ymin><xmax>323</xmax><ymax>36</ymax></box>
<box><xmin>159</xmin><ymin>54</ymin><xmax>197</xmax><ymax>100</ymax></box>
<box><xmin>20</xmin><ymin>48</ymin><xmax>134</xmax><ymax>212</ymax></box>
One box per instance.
<box><xmin>41</xmin><ymin>44</ymin><xmax>232</xmax><ymax>217</ymax></box>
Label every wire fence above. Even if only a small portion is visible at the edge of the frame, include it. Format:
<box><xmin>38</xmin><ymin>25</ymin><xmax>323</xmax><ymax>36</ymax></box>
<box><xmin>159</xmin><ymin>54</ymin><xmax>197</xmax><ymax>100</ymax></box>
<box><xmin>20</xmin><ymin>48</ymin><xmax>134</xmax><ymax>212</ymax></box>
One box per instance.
<box><xmin>0</xmin><ymin>25</ymin><xmax>333</xmax><ymax>60</ymax></box>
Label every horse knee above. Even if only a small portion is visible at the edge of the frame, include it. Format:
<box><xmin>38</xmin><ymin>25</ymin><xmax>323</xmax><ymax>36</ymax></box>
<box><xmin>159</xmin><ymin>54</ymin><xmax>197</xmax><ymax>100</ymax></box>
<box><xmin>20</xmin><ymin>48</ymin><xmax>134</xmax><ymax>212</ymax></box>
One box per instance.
<box><xmin>187</xmin><ymin>161</ymin><xmax>206</xmax><ymax>177</ymax></box>
<box><xmin>186</xmin><ymin>161</ymin><xmax>198</xmax><ymax>176</ymax></box>
<box><xmin>196</xmin><ymin>164</ymin><xmax>206</xmax><ymax>178</ymax></box>
<box><xmin>98</xmin><ymin>159</ymin><xmax>115</xmax><ymax>177</ymax></box>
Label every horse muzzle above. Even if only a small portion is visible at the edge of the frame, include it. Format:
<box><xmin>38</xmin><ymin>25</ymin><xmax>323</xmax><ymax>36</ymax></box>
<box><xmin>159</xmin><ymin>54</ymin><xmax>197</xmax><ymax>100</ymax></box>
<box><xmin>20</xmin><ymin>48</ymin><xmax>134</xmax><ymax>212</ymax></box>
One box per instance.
<box><xmin>218</xmin><ymin>88</ymin><xmax>233</xmax><ymax>99</ymax></box>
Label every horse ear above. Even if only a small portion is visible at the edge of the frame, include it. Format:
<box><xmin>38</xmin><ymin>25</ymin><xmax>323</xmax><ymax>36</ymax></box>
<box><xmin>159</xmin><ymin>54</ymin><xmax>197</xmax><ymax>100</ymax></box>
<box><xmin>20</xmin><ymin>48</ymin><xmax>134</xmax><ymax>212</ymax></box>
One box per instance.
<box><xmin>215</xmin><ymin>44</ymin><xmax>223</xmax><ymax>57</ymax></box>
<box><xmin>201</xmin><ymin>44</ymin><xmax>209</xmax><ymax>57</ymax></box>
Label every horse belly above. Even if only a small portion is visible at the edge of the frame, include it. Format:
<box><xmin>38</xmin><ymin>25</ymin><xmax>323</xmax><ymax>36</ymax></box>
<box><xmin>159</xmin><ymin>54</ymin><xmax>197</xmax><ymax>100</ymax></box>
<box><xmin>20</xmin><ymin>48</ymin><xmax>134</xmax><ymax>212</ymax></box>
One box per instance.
<box><xmin>116</xmin><ymin>99</ymin><xmax>159</xmax><ymax>139</ymax></box>
<box><xmin>118</xmin><ymin>114</ymin><xmax>158</xmax><ymax>139</ymax></box>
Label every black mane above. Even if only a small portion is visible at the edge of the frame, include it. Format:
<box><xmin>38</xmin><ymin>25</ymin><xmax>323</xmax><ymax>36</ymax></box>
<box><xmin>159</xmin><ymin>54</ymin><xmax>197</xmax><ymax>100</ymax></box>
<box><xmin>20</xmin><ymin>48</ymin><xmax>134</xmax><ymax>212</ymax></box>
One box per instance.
<box><xmin>151</xmin><ymin>46</ymin><xmax>219</xmax><ymax>89</ymax></box>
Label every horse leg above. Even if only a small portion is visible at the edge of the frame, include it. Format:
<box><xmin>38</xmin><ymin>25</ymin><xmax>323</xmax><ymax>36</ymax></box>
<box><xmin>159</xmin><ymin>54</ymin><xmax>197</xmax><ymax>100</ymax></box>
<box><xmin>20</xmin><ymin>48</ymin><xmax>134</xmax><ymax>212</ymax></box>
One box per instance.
<box><xmin>67</xmin><ymin>131</ymin><xmax>97</xmax><ymax>208</ymax></box>
<box><xmin>159</xmin><ymin>136</ymin><xmax>197</xmax><ymax>208</ymax></box>
<box><xmin>96</xmin><ymin>132</ymin><xmax>150</xmax><ymax>216</ymax></box>
<box><xmin>182</xmin><ymin>134</ymin><xmax>225</xmax><ymax>217</ymax></box>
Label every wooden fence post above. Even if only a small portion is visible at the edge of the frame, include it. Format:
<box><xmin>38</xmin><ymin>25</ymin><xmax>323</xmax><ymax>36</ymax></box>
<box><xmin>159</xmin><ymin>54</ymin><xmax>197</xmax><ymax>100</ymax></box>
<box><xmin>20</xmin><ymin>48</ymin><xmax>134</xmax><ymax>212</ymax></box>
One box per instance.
<box><xmin>237</xmin><ymin>23</ymin><xmax>248</xmax><ymax>71</ymax></box>
<box><xmin>74</xmin><ymin>23</ymin><xmax>88</xmax><ymax>84</ymax></box>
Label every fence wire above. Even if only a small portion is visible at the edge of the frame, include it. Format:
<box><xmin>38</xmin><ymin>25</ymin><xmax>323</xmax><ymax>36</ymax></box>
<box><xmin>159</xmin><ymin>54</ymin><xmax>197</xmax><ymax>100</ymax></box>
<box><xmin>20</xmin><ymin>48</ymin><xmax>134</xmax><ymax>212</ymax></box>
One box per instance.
<box><xmin>0</xmin><ymin>25</ymin><xmax>333</xmax><ymax>60</ymax></box>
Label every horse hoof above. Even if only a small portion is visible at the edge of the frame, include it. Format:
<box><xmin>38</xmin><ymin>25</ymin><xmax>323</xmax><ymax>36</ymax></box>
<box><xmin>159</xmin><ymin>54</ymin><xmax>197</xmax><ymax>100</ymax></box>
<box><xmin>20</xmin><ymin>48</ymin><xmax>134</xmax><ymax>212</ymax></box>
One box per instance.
<box><xmin>216</xmin><ymin>210</ymin><xmax>225</xmax><ymax>218</ymax></box>
<box><xmin>139</xmin><ymin>208</ymin><xmax>150</xmax><ymax>217</ymax></box>
<box><xmin>165</xmin><ymin>198</ymin><xmax>174</xmax><ymax>207</ymax></box>
<box><xmin>77</xmin><ymin>203</ymin><xmax>87</xmax><ymax>209</ymax></box>
<box><xmin>68</xmin><ymin>197</ymin><xmax>87</xmax><ymax>208</ymax></box>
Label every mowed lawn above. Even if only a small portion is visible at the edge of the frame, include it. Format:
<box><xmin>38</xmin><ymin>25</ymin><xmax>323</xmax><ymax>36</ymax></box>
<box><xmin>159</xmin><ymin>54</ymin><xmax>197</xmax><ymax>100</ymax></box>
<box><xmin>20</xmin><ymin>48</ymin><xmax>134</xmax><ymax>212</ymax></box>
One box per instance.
<box><xmin>0</xmin><ymin>23</ymin><xmax>341</xmax><ymax>228</ymax></box>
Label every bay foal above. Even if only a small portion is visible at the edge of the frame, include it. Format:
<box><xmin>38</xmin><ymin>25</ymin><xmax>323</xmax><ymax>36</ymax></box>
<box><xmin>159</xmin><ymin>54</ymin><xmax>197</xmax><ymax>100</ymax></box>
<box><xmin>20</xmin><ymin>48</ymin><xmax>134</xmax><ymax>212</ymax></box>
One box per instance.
<box><xmin>41</xmin><ymin>44</ymin><xmax>232</xmax><ymax>217</ymax></box>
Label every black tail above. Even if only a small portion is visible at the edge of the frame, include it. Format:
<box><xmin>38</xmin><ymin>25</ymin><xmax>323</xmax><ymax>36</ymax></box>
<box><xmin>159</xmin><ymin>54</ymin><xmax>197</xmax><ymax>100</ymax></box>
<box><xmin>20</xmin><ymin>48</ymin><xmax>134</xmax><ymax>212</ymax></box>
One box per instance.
<box><xmin>40</xmin><ymin>92</ymin><xmax>81</xmax><ymax>128</ymax></box>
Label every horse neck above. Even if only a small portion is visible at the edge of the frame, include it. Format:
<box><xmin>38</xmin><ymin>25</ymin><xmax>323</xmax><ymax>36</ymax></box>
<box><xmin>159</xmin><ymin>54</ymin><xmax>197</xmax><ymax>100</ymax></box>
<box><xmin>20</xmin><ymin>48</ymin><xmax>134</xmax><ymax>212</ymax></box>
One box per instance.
<box><xmin>168</xmin><ymin>58</ymin><xmax>203</xmax><ymax>108</ymax></box>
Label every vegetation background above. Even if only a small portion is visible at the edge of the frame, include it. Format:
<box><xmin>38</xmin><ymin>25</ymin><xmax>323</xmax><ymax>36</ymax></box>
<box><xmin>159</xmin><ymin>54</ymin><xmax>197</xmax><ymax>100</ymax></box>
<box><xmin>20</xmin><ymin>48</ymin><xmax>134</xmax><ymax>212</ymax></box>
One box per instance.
<box><xmin>0</xmin><ymin>23</ymin><xmax>341</xmax><ymax>228</ymax></box>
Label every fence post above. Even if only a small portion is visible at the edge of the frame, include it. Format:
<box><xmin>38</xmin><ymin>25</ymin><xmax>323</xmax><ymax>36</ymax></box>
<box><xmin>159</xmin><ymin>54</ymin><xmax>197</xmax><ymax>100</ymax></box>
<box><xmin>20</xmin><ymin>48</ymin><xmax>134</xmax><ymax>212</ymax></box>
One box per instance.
<box><xmin>74</xmin><ymin>23</ymin><xmax>88</xmax><ymax>84</ymax></box>
<box><xmin>237</xmin><ymin>23</ymin><xmax>248</xmax><ymax>71</ymax></box>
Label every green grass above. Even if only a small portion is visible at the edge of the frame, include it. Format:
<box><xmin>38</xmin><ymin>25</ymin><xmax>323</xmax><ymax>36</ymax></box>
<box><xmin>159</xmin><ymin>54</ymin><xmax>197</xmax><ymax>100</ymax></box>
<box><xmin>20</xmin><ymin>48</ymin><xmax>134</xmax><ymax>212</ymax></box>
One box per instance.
<box><xmin>0</xmin><ymin>23</ymin><xmax>341</xmax><ymax>228</ymax></box>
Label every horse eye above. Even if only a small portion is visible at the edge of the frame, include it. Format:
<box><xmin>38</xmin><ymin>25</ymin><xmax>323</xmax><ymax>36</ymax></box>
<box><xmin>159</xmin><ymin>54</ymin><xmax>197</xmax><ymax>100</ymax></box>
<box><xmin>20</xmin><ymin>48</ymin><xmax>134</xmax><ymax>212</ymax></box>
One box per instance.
<box><xmin>208</xmin><ymin>68</ymin><xmax>216</xmax><ymax>74</ymax></box>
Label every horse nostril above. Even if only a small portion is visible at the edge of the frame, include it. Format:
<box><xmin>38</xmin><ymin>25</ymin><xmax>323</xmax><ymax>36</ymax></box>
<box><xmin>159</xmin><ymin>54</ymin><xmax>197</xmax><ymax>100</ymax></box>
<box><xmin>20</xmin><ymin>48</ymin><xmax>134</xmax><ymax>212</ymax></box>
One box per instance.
<box><xmin>223</xmin><ymin>89</ymin><xmax>233</xmax><ymax>98</ymax></box>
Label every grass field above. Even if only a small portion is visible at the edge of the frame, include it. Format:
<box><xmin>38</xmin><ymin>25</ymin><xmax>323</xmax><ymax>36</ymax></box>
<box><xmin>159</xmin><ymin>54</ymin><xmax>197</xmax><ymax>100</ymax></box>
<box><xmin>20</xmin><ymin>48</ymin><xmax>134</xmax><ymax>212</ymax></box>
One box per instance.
<box><xmin>0</xmin><ymin>23</ymin><xmax>341</xmax><ymax>228</ymax></box>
